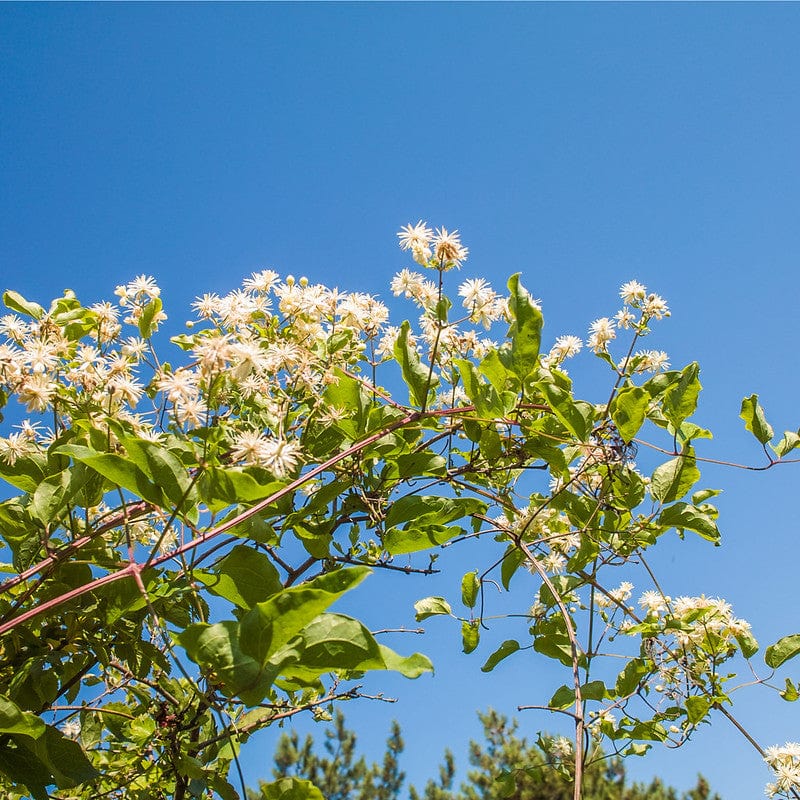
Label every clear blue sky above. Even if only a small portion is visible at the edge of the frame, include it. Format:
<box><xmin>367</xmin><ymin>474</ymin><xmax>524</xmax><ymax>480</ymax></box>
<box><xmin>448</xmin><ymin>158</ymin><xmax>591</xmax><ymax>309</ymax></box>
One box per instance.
<box><xmin>2</xmin><ymin>4</ymin><xmax>800</xmax><ymax>798</ymax></box>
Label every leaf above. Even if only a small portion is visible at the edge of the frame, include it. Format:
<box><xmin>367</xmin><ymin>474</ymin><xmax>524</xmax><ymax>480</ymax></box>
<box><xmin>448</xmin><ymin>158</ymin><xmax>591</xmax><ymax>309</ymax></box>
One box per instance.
<box><xmin>3</xmin><ymin>289</ymin><xmax>44</xmax><ymax>319</ymax></box>
<box><xmin>481</xmin><ymin>639</ymin><xmax>520</xmax><ymax>672</ymax></box>
<box><xmin>322</xmin><ymin>369</ymin><xmax>370</xmax><ymax>437</ymax></box>
<box><xmin>414</xmin><ymin>596</ymin><xmax>452</xmax><ymax>621</ymax></box>
<box><xmin>610</xmin><ymin>385</ymin><xmax>650</xmax><ymax>442</ymax></box>
<box><xmin>650</xmin><ymin>448</ymin><xmax>700</xmax><ymax>504</ymax></box>
<box><xmin>55</xmin><ymin>444</ymin><xmax>163</xmax><ymax>506</ymax></box>
<box><xmin>240</xmin><ymin>567</ymin><xmax>371</xmax><ymax>664</ymax></box>
<box><xmin>766</xmin><ymin>634</ymin><xmax>800</xmax><ymax>669</ymax></box>
<box><xmin>285</xmin><ymin>613</ymin><xmax>432</xmax><ymax>678</ymax></box>
<box><xmin>615</xmin><ymin>658</ymin><xmax>650</xmax><ymax>697</ymax></box>
<box><xmin>121</xmin><ymin>435</ymin><xmax>198</xmax><ymax>512</ymax></box>
<box><xmin>393</xmin><ymin>452</ymin><xmax>448</xmax><ymax>479</ymax></box>
<box><xmin>138</xmin><ymin>297</ymin><xmax>163</xmax><ymax>338</ymax></box>
<box><xmin>502</xmin><ymin>274</ymin><xmax>543</xmax><ymax>379</ymax></box>
<box><xmin>685</xmin><ymin>696</ymin><xmax>711</xmax><ymax>724</ymax></box>
<box><xmin>538</xmin><ymin>381</ymin><xmax>593</xmax><ymax>441</ymax></box>
<box><xmin>384</xmin><ymin>496</ymin><xmax>486</xmax><ymax>555</ymax></box>
<box><xmin>394</xmin><ymin>320</ymin><xmax>436</xmax><ymax>407</ymax></box>
<box><xmin>258</xmin><ymin>777</ymin><xmax>325</xmax><ymax>800</ymax></box>
<box><xmin>176</xmin><ymin>620</ymin><xmax>267</xmax><ymax>702</ymax></box>
<box><xmin>740</xmin><ymin>394</ymin><xmax>774</xmax><ymax>445</ymax></box>
<box><xmin>549</xmin><ymin>681</ymin><xmax>607</xmax><ymax>709</ymax></box>
<box><xmin>461</xmin><ymin>621</ymin><xmax>480</xmax><ymax>654</ymax></box>
<box><xmin>735</xmin><ymin>629</ymin><xmax>759</xmax><ymax>659</ymax></box>
<box><xmin>29</xmin><ymin>471</ymin><xmax>71</xmax><ymax>525</ymax></box>
<box><xmin>461</xmin><ymin>570</ymin><xmax>479</xmax><ymax>609</ymax></box>
<box><xmin>773</xmin><ymin>430</ymin><xmax>800</xmax><ymax>459</ymax></box>
<box><xmin>0</xmin><ymin>695</ymin><xmax>45</xmax><ymax>738</ymax></box>
<box><xmin>195</xmin><ymin>545</ymin><xmax>282</xmax><ymax>609</ymax></box>
<box><xmin>780</xmin><ymin>678</ymin><xmax>798</xmax><ymax>702</ymax></box>
<box><xmin>657</xmin><ymin>502</ymin><xmax>720</xmax><ymax>544</ymax></box>
<box><xmin>663</xmin><ymin>362</ymin><xmax>701</xmax><ymax>428</ymax></box>
<box><xmin>500</xmin><ymin>545</ymin><xmax>525</xmax><ymax>590</ymax></box>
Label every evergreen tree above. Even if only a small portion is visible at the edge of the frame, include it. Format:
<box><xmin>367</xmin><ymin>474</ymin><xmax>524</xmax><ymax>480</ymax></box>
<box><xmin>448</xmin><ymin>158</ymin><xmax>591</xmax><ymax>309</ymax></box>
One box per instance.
<box><xmin>254</xmin><ymin>710</ymin><xmax>721</xmax><ymax>800</ymax></box>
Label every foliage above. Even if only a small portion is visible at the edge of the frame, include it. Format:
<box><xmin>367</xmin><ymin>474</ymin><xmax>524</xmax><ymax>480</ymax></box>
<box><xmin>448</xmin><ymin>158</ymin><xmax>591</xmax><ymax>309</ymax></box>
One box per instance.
<box><xmin>252</xmin><ymin>709</ymin><xmax>720</xmax><ymax>800</ymax></box>
<box><xmin>0</xmin><ymin>223</ymin><xmax>798</xmax><ymax>798</ymax></box>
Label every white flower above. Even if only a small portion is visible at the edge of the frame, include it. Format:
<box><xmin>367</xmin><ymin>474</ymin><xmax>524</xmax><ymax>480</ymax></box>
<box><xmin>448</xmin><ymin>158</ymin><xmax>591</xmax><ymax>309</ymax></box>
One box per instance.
<box><xmin>549</xmin><ymin>334</ymin><xmax>583</xmax><ymax>361</ymax></box>
<box><xmin>432</xmin><ymin>227</ymin><xmax>468</xmax><ymax>268</ymax></box>
<box><xmin>619</xmin><ymin>280</ymin><xmax>647</xmax><ymax>305</ymax></box>
<box><xmin>397</xmin><ymin>221</ymin><xmax>433</xmax><ymax>251</ymax></box>
<box><xmin>643</xmin><ymin>293</ymin><xmax>670</xmax><ymax>319</ymax></box>
<box><xmin>243</xmin><ymin>269</ymin><xmax>280</xmax><ymax>294</ymax></box>
<box><xmin>60</xmin><ymin>719</ymin><xmax>81</xmax><ymax>739</ymax></box>
<box><xmin>639</xmin><ymin>590</ymin><xmax>668</xmax><ymax>614</ymax></box>
<box><xmin>458</xmin><ymin>278</ymin><xmax>492</xmax><ymax>307</ymax></box>
<box><xmin>615</xmin><ymin>308</ymin><xmax>636</xmax><ymax>329</ymax></box>
<box><xmin>390</xmin><ymin>269</ymin><xmax>424</xmax><ymax>299</ymax></box>
<box><xmin>587</xmin><ymin>317</ymin><xmax>616</xmax><ymax>354</ymax></box>
<box><xmin>633</xmin><ymin>349</ymin><xmax>670</xmax><ymax>373</ymax></box>
<box><xmin>260</xmin><ymin>437</ymin><xmax>303</xmax><ymax>478</ymax></box>
<box><xmin>192</xmin><ymin>293</ymin><xmax>221</xmax><ymax>319</ymax></box>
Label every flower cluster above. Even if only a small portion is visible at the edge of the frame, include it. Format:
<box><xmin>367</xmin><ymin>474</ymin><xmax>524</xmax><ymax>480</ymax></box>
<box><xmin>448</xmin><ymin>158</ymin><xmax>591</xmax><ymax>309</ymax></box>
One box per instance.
<box><xmin>397</xmin><ymin>221</ymin><xmax>469</xmax><ymax>269</ymax></box>
<box><xmin>587</xmin><ymin>280</ymin><xmax>670</xmax><ymax>363</ymax></box>
<box><xmin>764</xmin><ymin>743</ymin><xmax>800</xmax><ymax>797</ymax></box>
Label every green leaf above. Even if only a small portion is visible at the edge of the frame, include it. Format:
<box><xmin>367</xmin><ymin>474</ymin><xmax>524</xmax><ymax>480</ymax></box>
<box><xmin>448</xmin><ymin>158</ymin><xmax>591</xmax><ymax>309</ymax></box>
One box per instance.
<box><xmin>538</xmin><ymin>381</ymin><xmax>593</xmax><ymax>441</ymax></box>
<box><xmin>121</xmin><ymin>436</ymin><xmax>198</xmax><ymax>512</ymax></box>
<box><xmin>481</xmin><ymin>639</ymin><xmax>520</xmax><ymax>672</ymax></box>
<box><xmin>29</xmin><ymin>471</ymin><xmax>71</xmax><ymax>525</ymax></box>
<box><xmin>414</xmin><ymin>596</ymin><xmax>452</xmax><ymax>621</ymax></box>
<box><xmin>650</xmin><ymin>448</ymin><xmax>700</xmax><ymax>504</ymax></box>
<box><xmin>610</xmin><ymin>385</ymin><xmax>650</xmax><ymax>442</ymax></box>
<box><xmin>241</xmin><ymin>567</ymin><xmax>371</xmax><ymax>664</ymax></box>
<box><xmin>461</xmin><ymin>620</ymin><xmax>480</xmax><ymax>654</ymax></box>
<box><xmin>195</xmin><ymin>545</ymin><xmax>282</xmax><ymax>610</ymax></box>
<box><xmin>322</xmin><ymin>369</ymin><xmax>370</xmax><ymax>437</ymax></box>
<box><xmin>740</xmin><ymin>394</ymin><xmax>774</xmax><ymax>445</ymax></box>
<box><xmin>0</xmin><ymin>695</ymin><xmax>45</xmax><ymax>738</ymax></box>
<box><xmin>502</xmin><ymin>274</ymin><xmax>542</xmax><ymax>379</ymax></box>
<box><xmin>258</xmin><ymin>777</ymin><xmax>325</xmax><ymax>800</ymax></box>
<box><xmin>394</xmin><ymin>320</ymin><xmax>437</xmax><ymax>407</ymax></box>
<box><xmin>735</xmin><ymin>629</ymin><xmax>759</xmax><ymax>659</ymax></box>
<box><xmin>780</xmin><ymin>678</ymin><xmax>798</xmax><ymax>702</ymax></box>
<box><xmin>479</xmin><ymin>348</ymin><xmax>514</xmax><ymax>394</ymax></box>
<box><xmin>55</xmin><ymin>444</ymin><xmax>163</xmax><ymax>506</ymax></box>
<box><xmin>384</xmin><ymin>496</ymin><xmax>486</xmax><ymax>555</ymax></box>
<box><xmin>549</xmin><ymin>681</ymin><xmax>607</xmax><ymax>709</ymax></box>
<box><xmin>773</xmin><ymin>430</ymin><xmax>800</xmax><ymax>458</ymax></box>
<box><xmin>766</xmin><ymin>634</ymin><xmax>800</xmax><ymax>669</ymax></box>
<box><xmin>3</xmin><ymin>289</ymin><xmax>44</xmax><ymax>319</ymax></box>
<box><xmin>0</xmin><ymin>453</ymin><xmax>47</xmax><ymax>493</ymax></box>
<box><xmin>500</xmin><ymin>545</ymin><xmax>525</xmax><ymax>590</ymax></box>
<box><xmin>663</xmin><ymin>362</ymin><xmax>701</xmax><ymax>429</ymax></box>
<box><xmin>393</xmin><ymin>452</ymin><xmax>448</xmax><ymax>479</ymax></box>
<box><xmin>461</xmin><ymin>570</ymin><xmax>479</xmax><ymax>609</ymax></box>
<box><xmin>285</xmin><ymin>613</ymin><xmax>432</xmax><ymax>678</ymax></box>
<box><xmin>685</xmin><ymin>696</ymin><xmax>711</xmax><ymax>724</ymax></box>
<box><xmin>657</xmin><ymin>502</ymin><xmax>720</xmax><ymax>543</ymax></box>
<box><xmin>138</xmin><ymin>297</ymin><xmax>163</xmax><ymax>338</ymax></box>
<box><xmin>615</xmin><ymin>658</ymin><xmax>650</xmax><ymax>697</ymax></box>
<box><xmin>176</xmin><ymin>620</ymin><xmax>267</xmax><ymax>702</ymax></box>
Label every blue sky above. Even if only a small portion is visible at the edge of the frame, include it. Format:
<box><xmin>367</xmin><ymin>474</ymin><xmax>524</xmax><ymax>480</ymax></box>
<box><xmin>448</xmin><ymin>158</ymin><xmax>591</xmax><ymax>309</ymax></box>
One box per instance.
<box><xmin>2</xmin><ymin>4</ymin><xmax>800</xmax><ymax>798</ymax></box>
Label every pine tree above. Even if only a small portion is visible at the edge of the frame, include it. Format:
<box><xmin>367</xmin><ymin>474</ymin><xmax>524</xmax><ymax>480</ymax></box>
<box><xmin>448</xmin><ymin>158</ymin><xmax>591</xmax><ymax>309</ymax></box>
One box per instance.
<box><xmin>252</xmin><ymin>710</ymin><xmax>720</xmax><ymax>800</ymax></box>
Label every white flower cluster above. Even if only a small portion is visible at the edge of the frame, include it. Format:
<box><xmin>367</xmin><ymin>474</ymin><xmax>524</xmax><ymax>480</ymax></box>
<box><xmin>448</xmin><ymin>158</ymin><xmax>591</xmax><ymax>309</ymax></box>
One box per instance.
<box><xmin>586</xmin><ymin>280</ymin><xmax>670</xmax><ymax>361</ymax></box>
<box><xmin>397</xmin><ymin>221</ymin><xmax>469</xmax><ymax>269</ymax></box>
<box><xmin>764</xmin><ymin>742</ymin><xmax>800</xmax><ymax>797</ymax></box>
